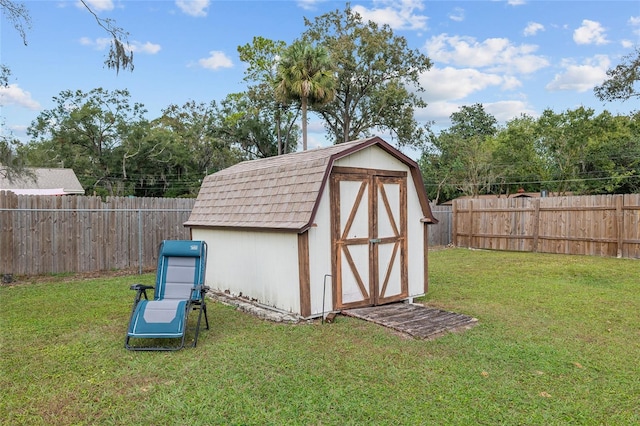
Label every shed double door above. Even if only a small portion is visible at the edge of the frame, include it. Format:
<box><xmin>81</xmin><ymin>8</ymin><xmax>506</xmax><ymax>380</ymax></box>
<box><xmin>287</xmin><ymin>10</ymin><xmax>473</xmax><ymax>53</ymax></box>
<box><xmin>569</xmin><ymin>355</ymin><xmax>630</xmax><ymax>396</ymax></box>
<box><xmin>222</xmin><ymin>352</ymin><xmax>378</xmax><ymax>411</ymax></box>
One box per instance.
<box><xmin>331</xmin><ymin>167</ymin><xmax>408</xmax><ymax>310</ymax></box>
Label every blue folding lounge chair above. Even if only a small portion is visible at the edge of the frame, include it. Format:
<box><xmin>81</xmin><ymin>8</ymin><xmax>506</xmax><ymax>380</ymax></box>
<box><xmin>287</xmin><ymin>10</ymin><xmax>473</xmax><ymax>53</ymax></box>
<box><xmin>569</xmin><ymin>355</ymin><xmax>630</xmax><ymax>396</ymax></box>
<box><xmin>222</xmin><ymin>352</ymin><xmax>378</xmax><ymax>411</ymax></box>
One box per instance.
<box><xmin>125</xmin><ymin>240</ymin><xmax>209</xmax><ymax>350</ymax></box>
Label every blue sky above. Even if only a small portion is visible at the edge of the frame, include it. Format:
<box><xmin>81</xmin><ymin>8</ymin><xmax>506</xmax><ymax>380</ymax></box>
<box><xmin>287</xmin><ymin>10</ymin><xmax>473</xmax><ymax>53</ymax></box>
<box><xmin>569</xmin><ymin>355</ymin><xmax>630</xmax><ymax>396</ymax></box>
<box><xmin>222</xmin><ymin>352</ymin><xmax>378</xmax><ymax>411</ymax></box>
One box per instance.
<box><xmin>2</xmin><ymin>0</ymin><xmax>639</xmax><ymax>158</ymax></box>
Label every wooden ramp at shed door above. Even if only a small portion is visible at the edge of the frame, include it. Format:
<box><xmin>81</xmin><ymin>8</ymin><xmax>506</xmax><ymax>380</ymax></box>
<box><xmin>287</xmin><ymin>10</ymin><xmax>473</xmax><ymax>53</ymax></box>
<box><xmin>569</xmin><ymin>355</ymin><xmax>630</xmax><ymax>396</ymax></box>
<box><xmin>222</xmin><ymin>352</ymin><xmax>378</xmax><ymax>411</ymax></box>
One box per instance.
<box><xmin>342</xmin><ymin>303</ymin><xmax>478</xmax><ymax>339</ymax></box>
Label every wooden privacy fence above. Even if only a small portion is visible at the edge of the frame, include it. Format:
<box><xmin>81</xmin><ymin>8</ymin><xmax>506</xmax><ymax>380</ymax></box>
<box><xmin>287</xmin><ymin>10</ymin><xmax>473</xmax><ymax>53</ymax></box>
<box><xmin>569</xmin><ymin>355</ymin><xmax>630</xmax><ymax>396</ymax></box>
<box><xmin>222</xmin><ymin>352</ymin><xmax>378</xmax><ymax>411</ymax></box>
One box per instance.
<box><xmin>0</xmin><ymin>192</ymin><xmax>196</xmax><ymax>276</ymax></box>
<box><xmin>452</xmin><ymin>194</ymin><xmax>640</xmax><ymax>259</ymax></box>
<box><xmin>428</xmin><ymin>204</ymin><xmax>453</xmax><ymax>246</ymax></box>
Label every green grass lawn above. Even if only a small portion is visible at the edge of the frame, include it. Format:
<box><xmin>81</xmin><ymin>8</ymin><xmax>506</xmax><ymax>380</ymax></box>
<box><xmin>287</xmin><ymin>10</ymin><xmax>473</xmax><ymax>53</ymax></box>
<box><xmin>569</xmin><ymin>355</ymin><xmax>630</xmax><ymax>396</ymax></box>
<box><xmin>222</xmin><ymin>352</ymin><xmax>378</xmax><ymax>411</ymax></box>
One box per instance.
<box><xmin>1</xmin><ymin>249</ymin><xmax>639</xmax><ymax>425</ymax></box>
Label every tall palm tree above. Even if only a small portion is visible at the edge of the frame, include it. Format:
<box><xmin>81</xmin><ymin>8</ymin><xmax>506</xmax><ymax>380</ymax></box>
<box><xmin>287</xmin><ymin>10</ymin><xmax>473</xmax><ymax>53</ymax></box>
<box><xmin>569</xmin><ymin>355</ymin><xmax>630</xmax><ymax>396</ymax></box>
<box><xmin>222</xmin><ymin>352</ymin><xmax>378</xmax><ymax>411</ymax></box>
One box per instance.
<box><xmin>275</xmin><ymin>41</ymin><xmax>336</xmax><ymax>151</ymax></box>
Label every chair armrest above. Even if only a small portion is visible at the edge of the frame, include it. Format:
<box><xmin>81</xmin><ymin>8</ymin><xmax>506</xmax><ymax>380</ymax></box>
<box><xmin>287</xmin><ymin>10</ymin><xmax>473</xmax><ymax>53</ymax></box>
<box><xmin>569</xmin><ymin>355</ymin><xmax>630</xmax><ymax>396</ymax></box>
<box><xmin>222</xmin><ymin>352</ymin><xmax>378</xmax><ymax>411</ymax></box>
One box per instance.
<box><xmin>130</xmin><ymin>284</ymin><xmax>154</xmax><ymax>302</ymax></box>
<box><xmin>192</xmin><ymin>285</ymin><xmax>210</xmax><ymax>300</ymax></box>
<box><xmin>130</xmin><ymin>284</ymin><xmax>154</xmax><ymax>291</ymax></box>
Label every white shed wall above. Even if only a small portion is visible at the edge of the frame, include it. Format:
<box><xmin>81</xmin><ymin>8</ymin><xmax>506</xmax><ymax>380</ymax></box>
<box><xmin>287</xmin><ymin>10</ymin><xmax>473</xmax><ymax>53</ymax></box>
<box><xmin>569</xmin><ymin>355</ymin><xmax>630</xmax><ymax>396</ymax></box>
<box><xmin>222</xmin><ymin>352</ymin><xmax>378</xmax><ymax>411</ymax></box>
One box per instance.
<box><xmin>334</xmin><ymin>145</ymin><xmax>426</xmax><ymax>299</ymax></box>
<box><xmin>191</xmin><ymin>228</ymin><xmax>301</xmax><ymax>313</ymax></box>
<box><xmin>307</xmin><ymin>185</ymin><xmax>333</xmax><ymax>317</ymax></box>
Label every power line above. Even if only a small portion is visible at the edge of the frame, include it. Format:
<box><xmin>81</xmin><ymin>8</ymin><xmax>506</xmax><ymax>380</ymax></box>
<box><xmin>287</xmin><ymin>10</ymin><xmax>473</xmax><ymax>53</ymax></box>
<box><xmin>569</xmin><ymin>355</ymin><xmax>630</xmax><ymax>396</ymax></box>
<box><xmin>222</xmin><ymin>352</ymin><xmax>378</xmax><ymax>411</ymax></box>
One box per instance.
<box><xmin>423</xmin><ymin>174</ymin><xmax>640</xmax><ymax>188</ymax></box>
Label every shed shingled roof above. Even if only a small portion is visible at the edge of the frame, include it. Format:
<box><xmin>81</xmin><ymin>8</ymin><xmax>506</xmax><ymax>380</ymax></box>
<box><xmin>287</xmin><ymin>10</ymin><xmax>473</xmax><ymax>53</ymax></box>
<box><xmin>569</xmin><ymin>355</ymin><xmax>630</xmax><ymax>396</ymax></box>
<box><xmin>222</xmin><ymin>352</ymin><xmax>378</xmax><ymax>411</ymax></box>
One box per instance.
<box><xmin>185</xmin><ymin>137</ymin><xmax>435</xmax><ymax>231</ymax></box>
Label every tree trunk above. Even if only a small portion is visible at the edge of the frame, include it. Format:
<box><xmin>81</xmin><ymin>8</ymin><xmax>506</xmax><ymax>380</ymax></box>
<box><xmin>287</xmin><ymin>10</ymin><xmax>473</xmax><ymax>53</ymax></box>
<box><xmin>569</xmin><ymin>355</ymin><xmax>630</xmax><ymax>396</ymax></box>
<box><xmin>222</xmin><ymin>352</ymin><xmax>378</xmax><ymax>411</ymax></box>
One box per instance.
<box><xmin>342</xmin><ymin>110</ymin><xmax>350</xmax><ymax>143</ymax></box>
<box><xmin>302</xmin><ymin>96</ymin><xmax>308</xmax><ymax>151</ymax></box>
<box><xmin>276</xmin><ymin>107</ymin><xmax>282</xmax><ymax>155</ymax></box>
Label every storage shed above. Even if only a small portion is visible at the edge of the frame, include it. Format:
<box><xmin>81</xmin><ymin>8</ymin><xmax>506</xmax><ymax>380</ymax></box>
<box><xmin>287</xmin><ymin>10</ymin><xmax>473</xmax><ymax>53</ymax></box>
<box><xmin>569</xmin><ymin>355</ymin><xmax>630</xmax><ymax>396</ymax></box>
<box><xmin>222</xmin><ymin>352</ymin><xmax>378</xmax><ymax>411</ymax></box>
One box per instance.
<box><xmin>185</xmin><ymin>137</ymin><xmax>437</xmax><ymax>318</ymax></box>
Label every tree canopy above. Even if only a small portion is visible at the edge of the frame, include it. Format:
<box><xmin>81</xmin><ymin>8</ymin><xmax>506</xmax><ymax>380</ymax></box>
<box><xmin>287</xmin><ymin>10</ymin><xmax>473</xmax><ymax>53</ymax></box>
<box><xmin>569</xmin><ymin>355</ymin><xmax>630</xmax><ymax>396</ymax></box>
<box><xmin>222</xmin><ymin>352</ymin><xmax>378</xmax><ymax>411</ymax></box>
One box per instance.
<box><xmin>420</xmin><ymin>106</ymin><xmax>640</xmax><ymax>203</ymax></box>
<box><xmin>25</xmin><ymin>88</ymin><xmax>146</xmax><ymax>195</ymax></box>
<box><xmin>275</xmin><ymin>41</ymin><xmax>336</xmax><ymax>151</ymax></box>
<box><xmin>237</xmin><ymin>36</ymin><xmax>300</xmax><ymax>155</ymax></box>
<box><xmin>301</xmin><ymin>5</ymin><xmax>432</xmax><ymax>149</ymax></box>
<box><xmin>594</xmin><ymin>47</ymin><xmax>640</xmax><ymax>102</ymax></box>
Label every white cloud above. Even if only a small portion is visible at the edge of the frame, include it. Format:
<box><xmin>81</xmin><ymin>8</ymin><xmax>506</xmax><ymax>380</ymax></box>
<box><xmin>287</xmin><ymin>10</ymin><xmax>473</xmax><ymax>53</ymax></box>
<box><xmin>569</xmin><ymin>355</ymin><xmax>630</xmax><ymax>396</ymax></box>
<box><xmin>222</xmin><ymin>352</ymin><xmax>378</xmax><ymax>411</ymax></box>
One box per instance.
<box><xmin>296</xmin><ymin>0</ymin><xmax>323</xmax><ymax>11</ymax></box>
<box><xmin>507</xmin><ymin>0</ymin><xmax>526</xmax><ymax>5</ymax></box>
<box><xmin>448</xmin><ymin>7</ymin><xmax>464</xmax><ymax>22</ymax></box>
<box><xmin>80</xmin><ymin>37</ymin><xmax>111</xmax><ymax>50</ymax></box>
<box><xmin>523</xmin><ymin>22</ymin><xmax>544</xmax><ymax>37</ymax></box>
<box><xmin>80</xmin><ymin>37</ymin><xmax>160</xmax><ymax>54</ymax></box>
<box><xmin>417</xmin><ymin>101</ymin><xmax>460</xmax><ymax>127</ymax></box>
<box><xmin>501</xmin><ymin>75</ymin><xmax>523</xmax><ymax>91</ymax></box>
<box><xmin>76</xmin><ymin>0</ymin><xmax>114</xmax><ymax>12</ymax></box>
<box><xmin>573</xmin><ymin>19</ymin><xmax>609</xmax><ymax>45</ymax></box>
<box><xmin>197</xmin><ymin>51</ymin><xmax>233</xmax><ymax>70</ymax></box>
<box><xmin>545</xmin><ymin>55</ymin><xmax>610</xmax><ymax>92</ymax></box>
<box><xmin>484</xmin><ymin>100</ymin><xmax>538</xmax><ymax>122</ymax></box>
<box><xmin>419</xmin><ymin>67</ymin><xmax>505</xmax><ymax>102</ymax></box>
<box><xmin>0</xmin><ymin>84</ymin><xmax>41</xmax><ymax>110</ymax></box>
<box><xmin>352</xmin><ymin>0</ymin><xmax>428</xmax><ymax>31</ymax></box>
<box><xmin>424</xmin><ymin>34</ymin><xmax>549</xmax><ymax>74</ymax></box>
<box><xmin>130</xmin><ymin>41</ymin><xmax>161</xmax><ymax>55</ymax></box>
<box><xmin>630</xmin><ymin>16</ymin><xmax>640</xmax><ymax>35</ymax></box>
<box><xmin>175</xmin><ymin>0</ymin><xmax>210</xmax><ymax>17</ymax></box>
<box><xmin>621</xmin><ymin>39</ymin><xmax>634</xmax><ymax>49</ymax></box>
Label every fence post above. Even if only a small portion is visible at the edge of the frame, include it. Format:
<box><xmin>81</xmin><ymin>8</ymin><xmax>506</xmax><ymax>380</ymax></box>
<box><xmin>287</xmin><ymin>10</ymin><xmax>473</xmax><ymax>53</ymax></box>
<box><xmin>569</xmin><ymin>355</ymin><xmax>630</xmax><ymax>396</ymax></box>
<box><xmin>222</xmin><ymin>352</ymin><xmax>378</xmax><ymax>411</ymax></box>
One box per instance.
<box><xmin>138</xmin><ymin>208</ymin><xmax>143</xmax><ymax>275</ymax></box>
<box><xmin>532</xmin><ymin>198</ymin><xmax>541</xmax><ymax>252</ymax></box>
<box><xmin>447</xmin><ymin>208</ymin><xmax>452</xmax><ymax>245</ymax></box>
<box><xmin>452</xmin><ymin>200</ymin><xmax>458</xmax><ymax>247</ymax></box>
<box><xmin>0</xmin><ymin>191</ymin><xmax>17</xmax><ymax>281</ymax></box>
<box><xmin>468</xmin><ymin>200</ymin><xmax>474</xmax><ymax>248</ymax></box>
<box><xmin>615</xmin><ymin>195</ymin><xmax>623</xmax><ymax>258</ymax></box>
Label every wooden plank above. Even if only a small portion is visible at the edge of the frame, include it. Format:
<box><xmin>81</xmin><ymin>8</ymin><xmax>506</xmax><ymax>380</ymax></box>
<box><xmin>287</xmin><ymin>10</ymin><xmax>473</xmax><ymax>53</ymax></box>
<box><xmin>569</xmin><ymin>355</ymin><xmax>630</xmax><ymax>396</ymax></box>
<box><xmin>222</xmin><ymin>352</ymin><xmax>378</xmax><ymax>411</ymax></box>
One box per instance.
<box><xmin>615</xmin><ymin>195</ymin><xmax>623</xmax><ymax>258</ymax></box>
<box><xmin>298</xmin><ymin>232</ymin><xmax>311</xmax><ymax>318</ymax></box>
<box><xmin>41</xmin><ymin>196</ymin><xmax>53</xmax><ymax>274</ymax></box>
<box><xmin>0</xmin><ymin>192</ymin><xmax>17</xmax><ymax>276</ymax></box>
<box><xmin>423</xmin><ymin>222</ymin><xmax>429</xmax><ymax>294</ymax></box>
<box><xmin>532</xmin><ymin>198</ymin><xmax>540</xmax><ymax>252</ymax></box>
<box><xmin>468</xmin><ymin>199</ymin><xmax>474</xmax><ymax>249</ymax></box>
<box><xmin>623</xmin><ymin>194</ymin><xmax>640</xmax><ymax>259</ymax></box>
<box><xmin>330</xmin><ymin>174</ymin><xmax>341</xmax><ymax>311</ymax></box>
<box><xmin>451</xmin><ymin>200</ymin><xmax>458</xmax><ymax>247</ymax></box>
<box><xmin>28</xmin><ymin>196</ymin><xmax>40</xmax><ymax>274</ymax></box>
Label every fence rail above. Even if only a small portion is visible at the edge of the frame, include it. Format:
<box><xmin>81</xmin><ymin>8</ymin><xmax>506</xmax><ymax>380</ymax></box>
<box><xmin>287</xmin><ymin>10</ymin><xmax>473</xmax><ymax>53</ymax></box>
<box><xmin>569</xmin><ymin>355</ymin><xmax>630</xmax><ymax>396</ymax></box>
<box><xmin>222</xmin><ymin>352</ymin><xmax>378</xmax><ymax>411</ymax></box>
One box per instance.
<box><xmin>451</xmin><ymin>194</ymin><xmax>640</xmax><ymax>259</ymax></box>
<box><xmin>0</xmin><ymin>192</ymin><xmax>195</xmax><ymax>276</ymax></box>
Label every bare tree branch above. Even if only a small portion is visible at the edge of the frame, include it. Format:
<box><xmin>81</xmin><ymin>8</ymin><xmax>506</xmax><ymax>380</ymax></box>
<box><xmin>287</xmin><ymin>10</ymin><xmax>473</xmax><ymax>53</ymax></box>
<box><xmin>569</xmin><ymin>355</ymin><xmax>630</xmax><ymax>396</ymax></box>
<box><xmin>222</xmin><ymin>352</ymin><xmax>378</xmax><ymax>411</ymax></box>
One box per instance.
<box><xmin>0</xmin><ymin>0</ymin><xmax>31</xmax><ymax>46</ymax></box>
<box><xmin>79</xmin><ymin>0</ymin><xmax>134</xmax><ymax>74</ymax></box>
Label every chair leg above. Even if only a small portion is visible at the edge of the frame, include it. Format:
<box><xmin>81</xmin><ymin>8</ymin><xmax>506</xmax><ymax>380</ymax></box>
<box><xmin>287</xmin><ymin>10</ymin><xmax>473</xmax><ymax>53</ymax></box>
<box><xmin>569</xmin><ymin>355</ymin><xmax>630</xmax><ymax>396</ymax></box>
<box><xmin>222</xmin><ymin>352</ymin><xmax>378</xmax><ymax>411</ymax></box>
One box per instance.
<box><xmin>192</xmin><ymin>303</ymin><xmax>205</xmax><ymax>347</ymax></box>
<box><xmin>203</xmin><ymin>303</ymin><xmax>210</xmax><ymax>330</ymax></box>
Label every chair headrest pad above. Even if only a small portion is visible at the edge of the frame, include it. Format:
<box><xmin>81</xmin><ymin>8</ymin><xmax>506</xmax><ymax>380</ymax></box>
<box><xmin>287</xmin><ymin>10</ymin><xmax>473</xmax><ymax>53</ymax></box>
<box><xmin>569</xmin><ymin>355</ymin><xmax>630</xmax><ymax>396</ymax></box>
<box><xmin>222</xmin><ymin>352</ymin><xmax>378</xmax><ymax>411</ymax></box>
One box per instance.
<box><xmin>160</xmin><ymin>240</ymin><xmax>206</xmax><ymax>257</ymax></box>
